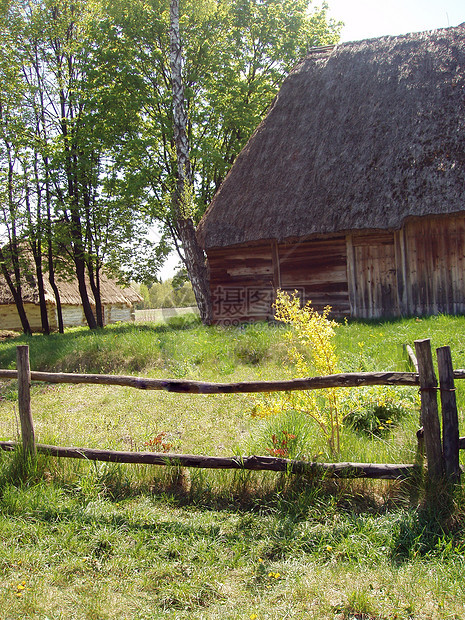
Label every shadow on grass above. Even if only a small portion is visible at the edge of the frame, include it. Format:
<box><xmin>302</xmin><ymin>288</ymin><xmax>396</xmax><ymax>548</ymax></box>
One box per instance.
<box><xmin>390</xmin><ymin>483</ymin><xmax>464</xmax><ymax>564</ymax></box>
<box><xmin>2</xmin><ymin>450</ymin><xmax>464</xmax><ymax>573</ymax></box>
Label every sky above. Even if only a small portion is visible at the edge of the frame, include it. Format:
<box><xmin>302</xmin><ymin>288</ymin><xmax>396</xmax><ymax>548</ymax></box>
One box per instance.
<box><xmin>326</xmin><ymin>0</ymin><xmax>465</xmax><ymax>42</ymax></box>
<box><xmin>158</xmin><ymin>0</ymin><xmax>465</xmax><ymax>280</ymax></box>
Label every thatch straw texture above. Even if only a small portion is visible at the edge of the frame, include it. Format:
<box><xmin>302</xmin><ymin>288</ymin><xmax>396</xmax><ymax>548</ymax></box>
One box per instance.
<box><xmin>197</xmin><ymin>24</ymin><xmax>465</xmax><ymax>250</ymax></box>
<box><xmin>0</xmin><ymin>270</ymin><xmax>141</xmax><ymax>307</ymax></box>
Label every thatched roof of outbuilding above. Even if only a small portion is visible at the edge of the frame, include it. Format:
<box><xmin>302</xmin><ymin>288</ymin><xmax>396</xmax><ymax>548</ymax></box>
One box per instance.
<box><xmin>0</xmin><ymin>269</ymin><xmax>142</xmax><ymax>307</ymax></box>
<box><xmin>197</xmin><ymin>24</ymin><xmax>465</xmax><ymax>250</ymax></box>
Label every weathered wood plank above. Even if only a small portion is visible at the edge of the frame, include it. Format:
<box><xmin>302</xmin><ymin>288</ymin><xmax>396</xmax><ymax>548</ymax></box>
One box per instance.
<box><xmin>346</xmin><ymin>233</ymin><xmax>358</xmax><ymax>316</ymax></box>
<box><xmin>415</xmin><ymin>339</ymin><xmax>444</xmax><ymax>482</ymax></box>
<box><xmin>0</xmin><ymin>441</ymin><xmax>419</xmax><ymax>479</ymax></box>
<box><xmin>437</xmin><ymin>346</ymin><xmax>460</xmax><ymax>482</ymax></box>
<box><xmin>404</xmin><ymin>344</ymin><xmax>419</xmax><ymax>372</ymax></box>
<box><xmin>271</xmin><ymin>240</ymin><xmax>281</xmax><ymax>290</ymax></box>
<box><xmin>16</xmin><ymin>345</ymin><xmax>35</xmax><ymax>457</ymax></box>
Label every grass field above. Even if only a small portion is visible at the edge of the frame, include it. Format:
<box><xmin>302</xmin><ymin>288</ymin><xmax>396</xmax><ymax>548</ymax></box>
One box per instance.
<box><xmin>0</xmin><ymin>313</ymin><xmax>465</xmax><ymax>619</ymax></box>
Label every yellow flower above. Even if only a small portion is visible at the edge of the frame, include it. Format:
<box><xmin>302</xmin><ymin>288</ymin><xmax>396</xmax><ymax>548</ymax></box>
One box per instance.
<box><xmin>250</xmin><ymin>615</ymin><xmax>258</xmax><ymax>620</ymax></box>
<box><xmin>258</xmin><ymin>557</ymin><xmax>263</xmax><ymax>563</ymax></box>
<box><xmin>326</xmin><ymin>545</ymin><xmax>333</xmax><ymax>552</ymax></box>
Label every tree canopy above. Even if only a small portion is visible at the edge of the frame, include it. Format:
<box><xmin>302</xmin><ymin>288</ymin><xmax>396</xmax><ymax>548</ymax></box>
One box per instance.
<box><xmin>0</xmin><ymin>0</ymin><xmax>341</xmax><ymax>330</ymax></box>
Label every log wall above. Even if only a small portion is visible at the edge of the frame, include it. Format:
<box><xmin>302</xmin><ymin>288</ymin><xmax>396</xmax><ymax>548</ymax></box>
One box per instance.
<box><xmin>0</xmin><ymin>303</ymin><xmax>56</xmax><ymax>332</ymax></box>
<box><xmin>207</xmin><ymin>213</ymin><xmax>465</xmax><ymax>322</ymax></box>
<box><xmin>104</xmin><ymin>304</ymin><xmax>134</xmax><ymax>324</ymax></box>
<box><xmin>208</xmin><ymin>237</ymin><xmax>349</xmax><ymax>322</ymax></box>
<box><xmin>348</xmin><ymin>231</ymin><xmax>399</xmax><ymax>318</ymax></box>
<box><xmin>208</xmin><ymin>243</ymin><xmax>275</xmax><ymax>323</ymax></box>
<box><xmin>401</xmin><ymin>215</ymin><xmax>465</xmax><ymax>316</ymax></box>
<box><xmin>278</xmin><ymin>237</ymin><xmax>349</xmax><ymax>316</ymax></box>
<box><xmin>61</xmin><ymin>304</ymin><xmax>87</xmax><ymax>327</ymax></box>
<box><xmin>0</xmin><ymin>302</ymin><xmax>136</xmax><ymax>332</ymax></box>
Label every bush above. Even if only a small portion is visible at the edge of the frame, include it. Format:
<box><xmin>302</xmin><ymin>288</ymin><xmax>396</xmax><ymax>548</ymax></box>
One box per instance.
<box><xmin>251</xmin><ymin>290</ymin><xmax>343</xmax><ymax>454</ymax></box>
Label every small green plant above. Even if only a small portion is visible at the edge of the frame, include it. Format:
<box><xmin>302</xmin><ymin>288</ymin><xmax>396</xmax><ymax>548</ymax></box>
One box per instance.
<box><xmin>252</xmin><ymin>290</ymin><xmax>343</xmax><ymax>454</ymax></box>
<box><xmin>343</xmin><ymin>387</ymin><xmax>413</xmax><ymax>437</ymax></box>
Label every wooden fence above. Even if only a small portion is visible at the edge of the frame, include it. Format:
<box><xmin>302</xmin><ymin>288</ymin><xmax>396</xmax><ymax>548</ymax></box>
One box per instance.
<box><xmin>0</xmin><ymin>339</ymin><xmax>463</xmax><ymax>486</ymax></box>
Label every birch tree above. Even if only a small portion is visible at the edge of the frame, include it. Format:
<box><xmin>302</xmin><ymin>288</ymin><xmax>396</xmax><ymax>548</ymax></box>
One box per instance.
<box><xmin>115</xmin><ymin>0</ymin><xmax>340</xmax><ymax>321</ymax></box>
<box><xmin>169</xmin><ymin>0</ymin><xmax>211</xmax><ymax>323</ymax></box>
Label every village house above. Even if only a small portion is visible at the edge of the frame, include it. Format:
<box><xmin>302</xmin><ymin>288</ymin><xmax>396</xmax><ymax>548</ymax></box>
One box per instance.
<box><xmin>0</xmin><ymin>269</ymin><xmax>142</xmax><ymax>332</ymax></box>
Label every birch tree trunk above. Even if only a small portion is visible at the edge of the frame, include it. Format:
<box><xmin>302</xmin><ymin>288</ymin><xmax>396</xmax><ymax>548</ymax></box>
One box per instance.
<box><xmin>169</xmin><ymin>0</ymin><xmax>212</xmax><ymax>324</ymax></box>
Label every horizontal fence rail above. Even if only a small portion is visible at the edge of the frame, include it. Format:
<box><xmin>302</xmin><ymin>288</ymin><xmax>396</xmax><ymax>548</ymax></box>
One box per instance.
<box><xmin>0</xmin><ymin>441</ymin><xmax>419</xmax><ymax>479</ymax></box>
<box><xmin>0</xmin><ymin>369</ymin><xmax>423</xmax><ymax>393</ymax></box>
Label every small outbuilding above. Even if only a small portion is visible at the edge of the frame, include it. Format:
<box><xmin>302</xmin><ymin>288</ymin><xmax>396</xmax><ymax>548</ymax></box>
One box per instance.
<box><xmin>0</xmin><ymin>270</ymin><xmax>142</xmax><ymax>332</ymax></box>
<box><xmin>197</xmin><ymin>24</ymin><xmax>465</xmax><ymax>322</ymax></box>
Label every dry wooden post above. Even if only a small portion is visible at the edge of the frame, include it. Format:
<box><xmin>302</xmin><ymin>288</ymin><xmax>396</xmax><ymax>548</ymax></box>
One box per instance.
<box><xmin>437</xmin><ymin>346</ymin><xmax>460</xmax><ymax>483</ymax></box>
<box><xmin>414</xmin><ymin>339</ymin><xmax>443</xmax><ymax>483</ymax></box>
<box><xmin>404</xmin><ymin>344</ymin><xmax>419</xmax><ymax>372</ymax></box>
<box><xmin>16</xmin><ymin>345</ymin><xmax>36</xmax><ymax>458</ymax></box>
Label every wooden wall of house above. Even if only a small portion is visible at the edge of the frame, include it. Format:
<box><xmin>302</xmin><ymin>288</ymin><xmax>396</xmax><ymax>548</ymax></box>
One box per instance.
<box><xmin>346</xmin><ymin>214</ymin><xmax>465</xmax><ymax>318</ymax></box>
<box><xmin>207</xmin><ymin>237</ymin><xmax>349</xmax><ymax>322</ymax></box>
<box><xmin>0</xmin><ymin>303</ymin><xmax>56</xmax><ymax>332</ymax></box>
<box><xmin>0</xmin><ymin>302</ymin><xmax>136</xmax><ymax>333</ymax></box>
<box><xmin>104</xmin><ymin>304</ymin><xmax>134</xmax><ymax>324</ymax></box>
<box><xmin>399</xmin><ymin>214</ymin><xmax>465</xmax><ymax>316</ymax></box>
<box><xmin>278</xmin><ymin>237</ymin><xmax>349</xmax><ymax>316</ymax></box>
<box><xmin>61</xmin><ymin>305</ymin><xmax>87</xmax><ymax>327</ymax></box>
<box><xmin>207</xmin><ymin>213</ymin><xmax>465</xmax><ymax>323</ymax></box>
<box><xmin>346</xmin><ymin>231</ymin><xmax>399</xmax><ymax>318</ymax></box>
<box><xmin>208</xmin><ymin>243</ymin><xmax>275</xmax><ymax>323</ymax></box>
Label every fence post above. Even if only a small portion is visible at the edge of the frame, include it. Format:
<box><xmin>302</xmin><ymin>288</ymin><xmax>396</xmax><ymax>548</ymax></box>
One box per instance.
<box><xmin>16</xmin><ymin>345</ymin><xmax>36</xmax><ymax>458</ymax></box>
<box><xmin>414</xmin><ymin>339</ymin><xmax>443</xmax><ymax>484</ymax></box>
<box><xmin>437</xmin><ymin>346</ymin><xmax>460</xmax><ymax>483</ymax></box>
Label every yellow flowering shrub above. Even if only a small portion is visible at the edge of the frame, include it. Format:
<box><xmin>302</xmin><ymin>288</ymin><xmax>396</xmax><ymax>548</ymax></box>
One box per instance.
<box><xmin>252</xmin><ymin>290</ymin><xmax>342</xmax><ymax>454</ymax></box>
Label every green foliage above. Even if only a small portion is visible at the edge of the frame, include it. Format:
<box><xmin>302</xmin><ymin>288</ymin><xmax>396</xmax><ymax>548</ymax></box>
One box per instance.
<box><xmin>137</xmin><ymin>277</ymin><xmax>197</xmax><ymax>308</ymax></box>
<box><xmin>343</xmin><ymin>388</ymin><xmax>413</xmax><ymax>437</ymax></box>
<box><xmin>0</xmin><ymin>0</ymin><xmax>341</xmax><ymax>307</ymax></box>
<box><xmin>114</xmin><ymin>0</ymin><xmax>341</xmax><ymax>239</ymax></box>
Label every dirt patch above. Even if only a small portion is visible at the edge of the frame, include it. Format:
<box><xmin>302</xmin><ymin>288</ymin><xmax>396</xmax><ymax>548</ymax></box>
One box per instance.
<box><xmin>0</xmin><ymin>330</ymin><xmax>21</xmax><ymax>341</ymax></box>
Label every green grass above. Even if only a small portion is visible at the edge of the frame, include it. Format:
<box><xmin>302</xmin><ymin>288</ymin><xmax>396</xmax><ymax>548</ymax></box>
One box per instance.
<box><xmin>0</xmin><ymin>314</ymin><xmax>465</xmax><ymax>618</ymax></box>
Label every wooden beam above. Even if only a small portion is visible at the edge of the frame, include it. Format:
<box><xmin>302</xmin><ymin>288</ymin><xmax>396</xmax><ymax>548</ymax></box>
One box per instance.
<box><xmin>0</xmin><ymin>369</ymin><xmax>420</xmax><ymax>393</ymax></box>
<box><xmin>16</xmin><ymin>345</ymin><xmax>35</xmax><ymax>458</ymax></box>
<box><xmin>437</xmin><ymin>346</ymin><xmax>460</xmax><ymax>482</ymax></box>
<box><xmin>404</xmin><ymin>344</ymin><xmax>419</xmax><ymax>372</ymax></box>
<box><xmin>0</xmin><ymin>441</ymin><xmax>419</xmax><ymax>479</ymax></box>
<box><xmin>271</xmin><ymin>240</ymin><xmax>281</xmax><ymax>290</ymax></box>
<box><xmin>346</xmin><ymin>233</ymin><xmax>357</xmax><ymax>316</ymax></box>
<box><xmin>415</xmin><ymin>339</ymin><xmax>444</xmax><ymax>483</ymax></box>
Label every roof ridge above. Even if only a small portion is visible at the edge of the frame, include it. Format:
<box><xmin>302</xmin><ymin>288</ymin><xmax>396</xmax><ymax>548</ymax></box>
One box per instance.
<box><xmin>307</xmin><ymin>44</ymin><xmax>337</xmax><ymax>54</ymax></box>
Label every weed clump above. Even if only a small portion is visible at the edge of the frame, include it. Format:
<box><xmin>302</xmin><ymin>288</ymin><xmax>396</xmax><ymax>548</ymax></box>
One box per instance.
<box><xmin>343</xmin><ymin>393</ymin><xmax>411</xmax><ymax>437</ymax></box>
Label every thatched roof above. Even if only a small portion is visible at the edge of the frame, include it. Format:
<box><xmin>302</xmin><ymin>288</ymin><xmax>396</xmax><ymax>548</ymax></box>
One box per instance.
<box><xmin>0</xmin><ymin>269</ymin><xmax>142</xmax><ymax>307</ymax></box>
<box><xmin>197</xmin><ymin>24</ymin><xmax>465</xmax><ymax>250</ymax></box>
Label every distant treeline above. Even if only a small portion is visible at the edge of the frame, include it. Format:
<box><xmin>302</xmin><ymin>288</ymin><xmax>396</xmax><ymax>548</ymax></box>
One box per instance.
<box><xmin>135</xmin><ymin>278</ymin><xmax>196</xmax><ymax>309</ymax></box>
